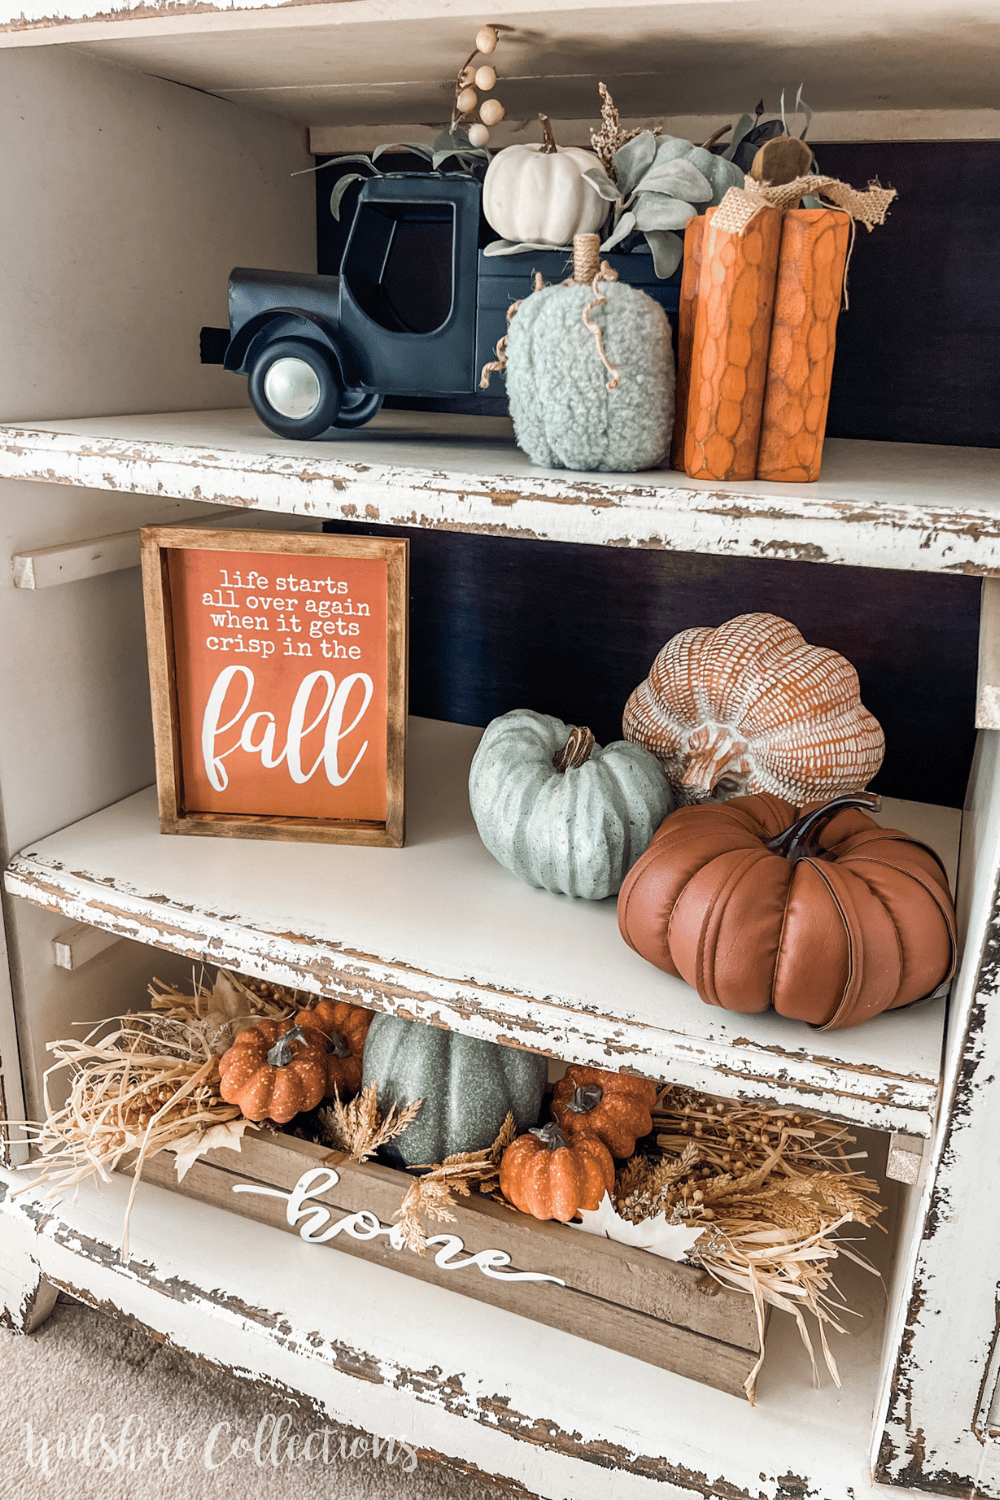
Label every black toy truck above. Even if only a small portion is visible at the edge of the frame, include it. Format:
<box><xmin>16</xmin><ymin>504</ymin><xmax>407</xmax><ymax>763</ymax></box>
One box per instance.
<box><xmin>201</xmin><ymin>174</ymin><xmax>679</xmax><ymax>440</ymax></box>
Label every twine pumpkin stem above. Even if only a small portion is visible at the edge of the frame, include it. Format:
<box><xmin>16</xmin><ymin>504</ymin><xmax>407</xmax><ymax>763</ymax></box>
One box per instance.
<box><xmin>538</xmin><ymin>113</ymin><xmax>559</xmax><ymax>154</ymax></box>
<box><xmin>573</xmin><ymin>233</ymin><xmax>601</xmax><ymax>284</ymax></box>
<box><xmin>553</xmin><ymin>725</ymin><xmax>596</xmax><ymax>772</ymax></box>
<box><xmin>265</xmin><ymin>1024</ymin><xmax>309</xmax><ymax>1069</ymax></box>
<box><xmin>765</xmin><ymin>792</ymin><xmax>882</xmax><ymax>864</ymax></box>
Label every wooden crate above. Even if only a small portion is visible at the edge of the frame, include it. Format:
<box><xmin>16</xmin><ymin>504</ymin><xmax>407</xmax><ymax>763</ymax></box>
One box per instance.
<box><xmin>136</xmin><ymin>1128</ymin><xmax>763</xmax><ymax>1398</ymax></box>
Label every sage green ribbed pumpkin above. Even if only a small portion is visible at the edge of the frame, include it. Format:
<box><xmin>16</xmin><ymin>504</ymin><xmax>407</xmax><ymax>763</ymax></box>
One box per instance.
<box><xmin>361</xmin><ymin>1014</ymin><xmax>547</xmax><ymax>1170</ymax></box>
<box><xmin>505</xmin><ymin>233</ymin><xmax>674</xmax><ymax>472</ymax></box>
<box><xmin>469</xmin><ymin>709</ymin><xmax>673</xmax><ymax>899</ymax></box>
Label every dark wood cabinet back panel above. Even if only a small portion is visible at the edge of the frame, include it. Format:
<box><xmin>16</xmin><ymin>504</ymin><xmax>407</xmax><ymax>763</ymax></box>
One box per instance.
<box><xmin>324</xmin><ymin>522</ymin><xmax>980</xmax><ymax>808</ymax></box>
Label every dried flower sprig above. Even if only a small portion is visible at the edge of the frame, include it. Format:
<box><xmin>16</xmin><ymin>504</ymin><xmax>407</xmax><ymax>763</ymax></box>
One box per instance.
<box><xmin>610</xmin><ymin>1087</ymin><xmax>883</xmax><ymax>1401</ymax></box>
<box><xmin>395</xmin><ymin>1111</ymin><xmax>517</xmax><ymax>1254</ymax></box>
<box><xmin>319</xmin><ymin>1082</ymin><xmax>423</xmax><ymax>1165</ymax></box>
<box><xmin>589</xmin><ymin>82</ymin><xmax>646</xmax><ymax>177</ymax></box>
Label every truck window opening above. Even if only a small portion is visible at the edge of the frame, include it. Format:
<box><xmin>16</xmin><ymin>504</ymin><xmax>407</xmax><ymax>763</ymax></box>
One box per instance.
<box><xmin>343</xmin><ymin>201</ymin><xmax>456</xmax><ymax>336</ymax></box>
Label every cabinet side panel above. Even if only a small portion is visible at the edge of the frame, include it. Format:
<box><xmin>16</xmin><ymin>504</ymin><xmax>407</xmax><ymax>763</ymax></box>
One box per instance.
<box><xmin>0</xmin><ymin>46</ymin><xmax>314</xmax><ymax>422</ymax></box>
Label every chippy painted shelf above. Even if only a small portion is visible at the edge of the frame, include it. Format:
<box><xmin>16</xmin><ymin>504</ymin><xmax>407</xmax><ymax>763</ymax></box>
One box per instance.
<box><xmin>3</xmin><ymin>717</ymin><xmax>961</xmax><ymax>1137</ymax></box>
<box><xmin>2</xmin><ymin>410</ymin><xmax>1000</xmax><ymax>575</ymax></box>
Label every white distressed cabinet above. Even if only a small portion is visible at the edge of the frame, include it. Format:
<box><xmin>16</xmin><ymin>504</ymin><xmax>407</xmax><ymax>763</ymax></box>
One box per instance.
<box><xmin>0</xmin><ymin>5</ymin><xmax>998</xmax><ymax>1497</ymax></box>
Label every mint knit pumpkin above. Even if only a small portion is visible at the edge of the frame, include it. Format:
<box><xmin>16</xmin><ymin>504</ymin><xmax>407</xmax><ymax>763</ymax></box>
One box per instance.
<box><xmin>505</xmin><ymin>239</ymin><xmax>674</xmax><ymax>472</ymax></box>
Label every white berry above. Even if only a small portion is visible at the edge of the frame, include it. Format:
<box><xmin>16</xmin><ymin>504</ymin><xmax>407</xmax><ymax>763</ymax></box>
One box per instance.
<box><xmin>456</xmin><ymin>86</ymin><xmax>478</xmax><ymax>113</ymax></box>
<box><xmin>458</xmin><ymin>65</ymin><xmax>476</xmax><ymax>87</ymax></box>
<box><xmin>468</xmin><ymin>123</ymin><xmax>491</xmax><ymax>147</ymax></box>
<box><xmin>475</xmin><ymin>25</ymin><xmax>498</xmax><ymax>53</ymax></box>
<box><xmin>474</xmin><ymin>65</ymin><xmax>497</xmax><ymax>91</ymax></box>
<box><xmin>479</xmin><ymin>98</ymin><xmax>505</xmax><ymax>125</ymax></box>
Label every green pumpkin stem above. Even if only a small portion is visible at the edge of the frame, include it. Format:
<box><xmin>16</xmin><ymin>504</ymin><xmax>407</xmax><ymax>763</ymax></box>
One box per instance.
<box><xmin>765</xmin><ymin>792</ymin><xmax>882</xmax><ymax>864</ymax></box>
<box><xmin>553</xmin><ymin>726</ymin><xmax>596</xmax><ymax>773</ymax></box>
<box><xmin>530</xmin><ymin>1121</ymin><xmax>570</xmax><ymax>1151</ymax></box>
<box><xmin>266</xmin><ymin>1024</ymin><xmax>309</xmax><ymax>1069</ymax></box>
<box><xmin>568</xmin><ymin>1084</ymin><xmax>603</xmax><ymax>1115</ymax></box>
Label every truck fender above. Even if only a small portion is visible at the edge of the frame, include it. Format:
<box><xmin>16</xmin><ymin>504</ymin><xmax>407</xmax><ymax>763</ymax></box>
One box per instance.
<box><xmin>225</xmin><ymin>309</ymin><xmax>362</xmax><ymax>389</ymax></box>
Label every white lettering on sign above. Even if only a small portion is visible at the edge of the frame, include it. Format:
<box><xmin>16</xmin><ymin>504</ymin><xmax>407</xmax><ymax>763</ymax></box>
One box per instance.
<box><xmin>232</xmin><ymin>1167</ymin><xmax>567</xmax><ymax>1286</ymax></box>
<box><xmin>201</xmin><ymin>668</ymin><xmax>373</xmax><ymax>792</ymax></box>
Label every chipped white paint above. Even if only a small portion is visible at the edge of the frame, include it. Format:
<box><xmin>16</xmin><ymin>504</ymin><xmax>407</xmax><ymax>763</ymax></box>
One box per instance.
<box><xmin>2</xmin><ymin>411</ymin><xmax>998</xmax><ymax>576</ymax></box>
<box><xmin>51</xmin><ymin>921</ymin><xmax>122</xmax><ymax>971</ymax></box>
<box><xmin>0</xmin><ymin>1162</ymin><xmax>904</xmax><ymax>1500</ymax></box>
<box><xmin>977</xmin><ymin>578</ymin><xmax>1000</xmax><ymax>728</ymax></box>
<box><xmin>886</xmin><ymin>1133</ymin><xmax>924</xmax><ymax>1186</ymax></box>
<box><xmin>3</xmin><ymin>719</ymin><xmax>962</xmax><ymax>1138</ymax></box>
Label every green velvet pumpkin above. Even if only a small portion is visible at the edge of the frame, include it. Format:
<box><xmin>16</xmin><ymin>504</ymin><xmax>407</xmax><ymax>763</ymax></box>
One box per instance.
<box><xmin>469</xmin><ymin>709</ymin><xmax>673</xmax><ymax>899</ymax></box>
<box><xmin>361</xmin><ymin>1014</ymin><xmax>548</xmax><ymax>1170</ymax></box>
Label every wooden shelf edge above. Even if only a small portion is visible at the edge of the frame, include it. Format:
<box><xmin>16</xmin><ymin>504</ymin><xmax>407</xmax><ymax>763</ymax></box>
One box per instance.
<box><xmin>3</xmin><ymin>848</ymin><xmax>940</xmax><ymax>1137</ymax></box>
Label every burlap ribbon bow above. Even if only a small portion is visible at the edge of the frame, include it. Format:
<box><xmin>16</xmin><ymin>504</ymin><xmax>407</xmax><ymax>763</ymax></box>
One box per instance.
<box><xmin>714</xmin><ymin>174</ymin><xmax>897</xmax><ymax>235</ymax></box>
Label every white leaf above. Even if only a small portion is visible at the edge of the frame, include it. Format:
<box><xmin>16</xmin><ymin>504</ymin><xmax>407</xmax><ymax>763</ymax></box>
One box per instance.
<box><xmin>172</xmin><ymin>1119</ymin><xmax>251</xmax><ymax>1183</ymax></box>
<box><xmin>570</xmin><ymin>1194</ymin><xmax>704</xmax><ymax>1261</ymax></box>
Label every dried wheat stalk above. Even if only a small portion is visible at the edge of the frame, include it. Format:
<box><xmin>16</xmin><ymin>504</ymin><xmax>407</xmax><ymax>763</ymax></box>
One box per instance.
<box><xmin>590</xmin><ymin>82</ymin><xmax>651</xmax><ymax>178</ymax></box>
<box><xmin>395</xmin><ymin>1112</ymin><xmax>517</xmax><ymax>1255</ymax></box>
<box><xmin>616</xmin><ymin>1087</ymin><xmax>883</xmax><ymax>1401</ymax></box>
<box><xmin>16</xmin><ymin>1012</ymin><xmax>241</xmax><ymax>1260</ymax></box>
<box><xmin>319</xmin><ymin>1083</ymin><xmax>423</xmax><ymax>1164</ymax></box>
<box><xmin>150</xmin><ymin>968</ymin><xmax>300</xmax><ymax>1054</ymax></box>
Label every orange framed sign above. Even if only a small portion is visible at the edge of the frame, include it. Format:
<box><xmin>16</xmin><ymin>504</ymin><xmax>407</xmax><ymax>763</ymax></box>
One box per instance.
<box><xmin>141</xmin><ymin>528</ymin><xmax>408</xmax><ymax>846</ymax></box>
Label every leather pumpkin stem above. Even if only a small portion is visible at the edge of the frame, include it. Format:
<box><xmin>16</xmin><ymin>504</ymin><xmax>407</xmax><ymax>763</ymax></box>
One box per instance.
<box><xmin>530</xmin><ymin>1122</ymin><xmax>570</xmax><ymax>1151</ymax></box>
<box><xmin>265</xmin><ymin>1024</ymin><xmax>309</xmax><ymax>1068</ymax></box>
<box><xmin>765</xmin><ymin>791</ymin><xmax>882</xmax><ymax>863</ymax></box>
<box><xmin>568</xmin><ymin>1084</ymin><xmax>603</xmax><ymax>1114</ymax></box>
<box><xmin>552</xmin><ymin>725</ymin><xmax>596</xmax><ymax>773</ymax></box>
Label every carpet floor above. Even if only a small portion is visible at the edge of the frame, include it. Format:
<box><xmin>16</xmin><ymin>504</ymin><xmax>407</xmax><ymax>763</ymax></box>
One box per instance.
<box><xmin>0</xmin><ymin>1296</ymin><xmax>499</xmax><ymax>1500</ymax></box>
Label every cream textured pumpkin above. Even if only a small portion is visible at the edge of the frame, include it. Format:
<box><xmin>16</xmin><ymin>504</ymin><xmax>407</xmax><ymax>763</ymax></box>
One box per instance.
<box><xmin>482</xmin><ymin>116</ymin><xmax>611</xmax><ymax>247</ymax></box>
<box><xmin>469</xmin><ymin>709</ymin><xmax>673</xmax><ymax>899</ymax></box>
<box><xmin>623</xmin><ymin>613</ymin><xmax>884</xmax><ymax>807</ymax></box>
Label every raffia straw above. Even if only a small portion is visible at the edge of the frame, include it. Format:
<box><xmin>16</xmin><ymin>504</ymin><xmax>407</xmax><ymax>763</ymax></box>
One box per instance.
<box><xmin>395</xmin><ymin>1112</ymin><xmax>518</xmax><ymax>1255</ymax></box>
<box><xmin>15</xmin><ymin>1013</ymin><xmax>241</xmax><ymax>1260</ymax></box>
<box><xmin>616</xmin><ymin>1087</ymin><xmax>883</xmax><ymax>1401</ymax></box>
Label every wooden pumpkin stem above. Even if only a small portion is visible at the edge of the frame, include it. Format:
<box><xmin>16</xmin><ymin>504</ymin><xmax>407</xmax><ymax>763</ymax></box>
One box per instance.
<box><xmin>765</xmin><ymin>791</ymin><xmax>882</xmax><ymax>864</ymax></box>
<box><xmin>552</xmin><ymin>725</ymin><xmax>596</xmax><ymax>772</ymax></box>
<box><xmin>265</xmin><ymin>1024</ymin><xmax>309</xmax><ymax>1069</ymax></box>
<box><xmin>538</xmin><ymin>112</ymin><xmax>558</xmax><ymax>154</ymax></box>
<box><xmin>530</xmin><ymin>1122</ymin><xmax>570</xmax><ymax>1151</ymax></box>
<box><xmin>568</xmin><ymin>1084</ymin><xmax>603</xmax><ymax>1114</ymax></box>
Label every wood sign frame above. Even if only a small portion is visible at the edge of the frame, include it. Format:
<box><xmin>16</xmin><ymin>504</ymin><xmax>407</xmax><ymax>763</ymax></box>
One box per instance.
<box><xmin>141</xmin><ymin>527</ymin><xmax>408</xmax><ymax>846</ymax></box>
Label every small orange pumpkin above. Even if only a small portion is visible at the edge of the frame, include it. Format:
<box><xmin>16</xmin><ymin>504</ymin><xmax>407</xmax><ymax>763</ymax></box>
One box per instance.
<box><xmin>551</xmin><ymin>1066</ymin><xmax>658</xmax><ymax>1157</ymax></box>
<box><xmin>295</xmin><ymin>1000</ymin><xmax>372</xmax><ymax>1097</ymax></box>
<box><xmin>499</xmin><ymin>1122</ymin><xmax>615</xmax><ymax>1222</ymax></box>
<box><xmin>618</xmin><ymin>791</ymin><xmax>957</xmax><ymax>1030</ymax></box>
<box><xmin>218</xmin><ymin>1019</ymin><xmax>329</xmax><ymax>1124</ymax></box>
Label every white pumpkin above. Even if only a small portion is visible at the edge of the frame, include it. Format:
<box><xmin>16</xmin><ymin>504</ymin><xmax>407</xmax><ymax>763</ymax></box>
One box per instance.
<box><xmin>483</xmin><ymin>115</ymin><xmax>612</xmax><ymax>247</ymax></box>
<box><xmin>468</xmin><ymin>709</ymin><xmax>674</xmax><ymax>900</ymax></box>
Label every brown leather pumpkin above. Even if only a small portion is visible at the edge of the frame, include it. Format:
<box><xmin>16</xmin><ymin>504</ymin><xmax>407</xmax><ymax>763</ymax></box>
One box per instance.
<box><xmin>295</xmin><ymin>1000</ymin><xmax>372</xmax><ymax>1097</ymax></box>
<box><xmin>551</xmin><ymin>1066</ymin><xmax>659</xmax><ymax>1157</ymax></box>
<box><xmin>617</xmin><ymin>792</ymin><xmax>957</xmax><ymax>1030</ymax></box>
<box><xmin>499</xmin><ymin>1122</ymin><xmax>615</xmax><ymax>1221</ymax></box>
<box><xmin>218</xmin><ymin>1019</ymin><xmax>329</xmax><ymax>1124</ymax></box>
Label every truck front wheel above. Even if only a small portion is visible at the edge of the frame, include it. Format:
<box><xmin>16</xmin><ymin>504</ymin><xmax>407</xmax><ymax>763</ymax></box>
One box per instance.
<box><xmin>248</xmin><ymin>339</ymin><xmax>341</xmax><ymax>440</ymax></box>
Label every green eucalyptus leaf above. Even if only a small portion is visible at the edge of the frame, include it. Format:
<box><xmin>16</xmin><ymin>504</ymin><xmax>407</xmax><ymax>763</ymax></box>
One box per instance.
<box><xmin>632</xmin><ymin>194</ymin><xmax>697</xmax><ymax>232</ymax></box>
<box><xmin>684</xmin><ymin>147</ymin><xmax>745</xmax><ymax>205</ymax></box>
<box><xmin>432</xmin><ymin>147</ymin><xmax>490</xmax><ymax>170</ymax></box>
<box><xmin>612</xmin><ymin>132</ymin><xmax>657</xmax><ymax>195</ymax></box>
<box><xmin>483</xmin><ymin>238</ymin><xmax>570</xmax><ymax>256</ymax></box>
<box><xmin>372</xmin><ymin>142</ymin><xmax>435</xmax><ymax>163</ymax></box>
<box><xmin>434</xmin><ymin>127</ymin><xmax>472</xmax><ymax>151</ymax></box>
<box><xmin>634</xmin><ymin>158</ymin><xmax>712</xmax><ymax>203</ymax></box>
<box><xmin>653</xmin><ymin>135</ymin><xmax>697</xmax><ymax>163</ymax></box>
<box><xmin>329</xmin><ymin>174</ymin><xmax>366</xmax><ymax>220</ymax></box>
<box><xmin>642</xmin><ymin>230</ymin><xmax>684</xmax><ymax>279</ymax></box>
<box><xmin>600</xmin><ymin>210</ymin><xmax>637</xmax><ymax>252</ymax></box>
<box><xmin>581</xmin><ymin>166</ymin><xmax>621</xmax><ymax>202</ymax></box>
<box><xmin>722</xmin><ymin>113</ymin><xmax>756</xmax><ymax>161</ymax></box>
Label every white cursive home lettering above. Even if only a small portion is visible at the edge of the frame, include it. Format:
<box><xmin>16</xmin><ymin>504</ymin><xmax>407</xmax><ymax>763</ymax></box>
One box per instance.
<box><xmin>201</xmin><ymin>668</ymin><xmax>373</xmax><ymax>792</ymax></box>
<box><xmin>232</xmin><ymin>1168</ymin><xmax>566</xmax><ymax>1285</ymax></box>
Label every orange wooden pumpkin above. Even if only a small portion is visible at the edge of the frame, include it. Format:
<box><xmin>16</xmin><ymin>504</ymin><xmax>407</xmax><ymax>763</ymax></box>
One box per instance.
<box><xmin>295</xmin><ymin>1000</ymin><xmax>372</xmax><ymax>1097</ymax></box>
<box><xmin>218</xmin><ymin>1019</ymin><xmax>329</xmax><ymax>1124</ymax></box>
<box><xmin>551</xmin><ymin>1066</ymin><xmax>659</xmax><ymax>1158</ymax></box>
<box><xmin>617</xmin><ymin>792</ymin><xmax>957</xmax><ymax>1030</ymax></box>
<box><xmin>500</xmin><ymin>1122</ymin><xmax>615</xmax><ymax>1221</ymax></box>
<box><xmin>623</xmin><ymin>613</ymin><xmax>884</xmax><ymax>807</ymax></box>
